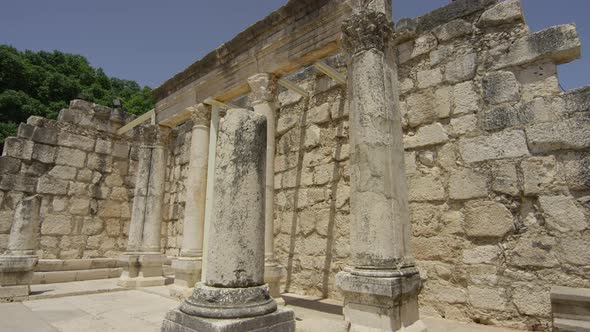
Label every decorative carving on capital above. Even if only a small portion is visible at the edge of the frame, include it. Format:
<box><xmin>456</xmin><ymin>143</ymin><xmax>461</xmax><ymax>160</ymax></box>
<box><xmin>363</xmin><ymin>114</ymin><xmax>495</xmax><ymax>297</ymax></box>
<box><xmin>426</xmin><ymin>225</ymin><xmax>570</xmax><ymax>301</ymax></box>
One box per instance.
<box><xmin>341</xmin><ymin>10</ymin><xmax>394</xmax><ymax>55</ymax></box>
<box><xmin>247</xmin><ymin>73</ymin><xmax>278</xmax><ymax>103</ymax></box>
<box><xmin>188</xmin><ymin>103</ymin><xmax>211</xmax><ymax>127</ymax></box>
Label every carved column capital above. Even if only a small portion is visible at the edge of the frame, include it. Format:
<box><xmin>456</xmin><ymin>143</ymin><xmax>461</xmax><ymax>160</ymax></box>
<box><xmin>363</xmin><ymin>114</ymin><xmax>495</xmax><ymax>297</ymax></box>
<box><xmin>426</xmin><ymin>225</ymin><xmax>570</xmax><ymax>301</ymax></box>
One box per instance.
<box><xmin>188</xmin><ymin>103</ymin><xmax>211</xmax><ymax>127</ymax></box>
<box><xmin>247</xmin><ymin>73</ymin><xmax>278</xmax><ymax>104</ymax></box>
<box><xmin>342</xmin><ymin>10</ymin><xmax>394</xmax><ymax>55</ymax></box>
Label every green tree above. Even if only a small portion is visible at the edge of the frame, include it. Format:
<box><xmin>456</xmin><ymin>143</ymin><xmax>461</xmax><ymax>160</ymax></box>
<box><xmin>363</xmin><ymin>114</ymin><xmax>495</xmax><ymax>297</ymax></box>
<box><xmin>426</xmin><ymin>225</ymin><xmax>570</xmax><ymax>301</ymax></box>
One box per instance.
<box><xmin>0</xmin><ymin>45</ymin><xmax>154</xmax><ymax>145</ymax></box>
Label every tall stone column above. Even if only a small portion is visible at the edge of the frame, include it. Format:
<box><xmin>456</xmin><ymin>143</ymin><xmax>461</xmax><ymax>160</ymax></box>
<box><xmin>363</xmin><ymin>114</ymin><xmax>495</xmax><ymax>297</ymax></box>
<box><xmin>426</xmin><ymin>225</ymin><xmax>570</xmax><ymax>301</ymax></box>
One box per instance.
<box><xmin>335</xmin><ymin>2</ymin><xmax>426</xmax><ymax>331</ymax></box>
<box><xmin>119</xmin><ymin>124</ymin><xmax>170</xmax><ymax>288</ymax></box>
<box><xmin>171</xmin><ymin>104</ymin><xmax>211</xmax><ymax>299</ymax></box>
<box><xmin>0</xmin><ymin>195</ymin><xmax>41</xmax><ymax>302</ymax></box>
<box><xmin>247</xmin><ymin>73</ymin><xmax>285</xmax><ymax>299</ymax></box>
<box><xmin>162</xmin><ymin>109</ymin><xmax>295</xmax><ymax>332</ymax></box>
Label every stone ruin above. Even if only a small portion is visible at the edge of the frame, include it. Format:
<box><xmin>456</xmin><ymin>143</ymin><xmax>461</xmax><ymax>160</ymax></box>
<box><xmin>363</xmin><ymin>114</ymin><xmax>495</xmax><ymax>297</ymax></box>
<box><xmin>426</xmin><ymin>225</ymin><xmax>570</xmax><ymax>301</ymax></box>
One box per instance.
<box><xmin>0</xmin><ymin>0</ymin><xmax>589</xmax><ymax>331</ymax></box>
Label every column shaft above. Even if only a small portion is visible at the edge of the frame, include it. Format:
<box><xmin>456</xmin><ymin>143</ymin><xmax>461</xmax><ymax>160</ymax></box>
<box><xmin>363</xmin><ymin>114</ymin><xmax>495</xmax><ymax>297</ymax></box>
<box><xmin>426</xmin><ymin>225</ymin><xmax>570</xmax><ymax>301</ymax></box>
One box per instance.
<box><xmin>180</xmin><ymin>105</ymin><xmax>211</xmax><ymax>257</ymax></box>
<box><xmin>141</xmin><ymin>145</ymin><xmax>167</xmax><ymax>252</ymax></box>
<box><xmin>8</xmin><ymin>195</ymin><xmax>41</xmax><ymax>256</ymax></box>
<box><xmin>127</xmin><ymin>146</ymin><xmax>151</xmax><ymax>252</ymax></box>
<box><xmin>248</xmin><ymin>73</ymin><xmax>278</xmax><ymax>262</ymax></box>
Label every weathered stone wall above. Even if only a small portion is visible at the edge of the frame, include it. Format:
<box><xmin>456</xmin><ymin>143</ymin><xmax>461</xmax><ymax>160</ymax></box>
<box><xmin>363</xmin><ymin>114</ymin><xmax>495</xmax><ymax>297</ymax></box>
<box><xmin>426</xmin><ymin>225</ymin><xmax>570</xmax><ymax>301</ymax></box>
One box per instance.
<box><xmin>272</xmin><ymin>58</ymin><xmax>351</xmax><ymax>300</ymax></box>
<box><xmin>395</xmin><ymin>0</ymin><xmax>589</xmax><ymax>329</ymax></box>
<box><xmin>0</xmin><ymin>100</ymin><xmax>137</xmax><ymax>260</ymax></box>
<box><xmin>162</xmin><ymin>122</ymin><xmax>192</xmax><ymax>257</ymax></box>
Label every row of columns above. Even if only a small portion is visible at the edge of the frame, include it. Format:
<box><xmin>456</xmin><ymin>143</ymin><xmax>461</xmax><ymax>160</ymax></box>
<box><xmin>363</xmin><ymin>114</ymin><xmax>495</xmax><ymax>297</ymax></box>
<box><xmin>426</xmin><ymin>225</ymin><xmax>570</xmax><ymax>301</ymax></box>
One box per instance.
<box><xmin>130</xmin><ymin>0</ymin><xmax>426</xmax><ymax>329</ymax></box>
<box><xmin>118</xmin><ymin>125</ymin><xmax>170</xmax><ymax>288</ymax></box>
<box><xmin>119</xmin><ymin>73</ymin><xmax>285</xmax><ymax>298</ymax></box>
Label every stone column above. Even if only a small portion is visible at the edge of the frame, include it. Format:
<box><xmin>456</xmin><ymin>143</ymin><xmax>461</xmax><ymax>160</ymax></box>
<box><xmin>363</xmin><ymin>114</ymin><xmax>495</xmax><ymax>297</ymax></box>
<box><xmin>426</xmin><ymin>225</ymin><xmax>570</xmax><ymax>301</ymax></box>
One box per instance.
<box><xmin>171</xmin><ymin>104</ymin><xmax>211</xmax><ymax>299</ymax></box>
<box><xmin>0</xmin><ymin>195</ymin><xmax>41</xmax><ymax>302</ymax></box>
<box><xmin>162</xmin><ymin>109</ymin><xmax>295</xmax><ymax>332</ymax></box>
<box><xmin>247</xmin><ymin>73</ymin><xmax>285</xmax><ymax>299</ymax></box>
<box><xmin>119</xmin><ymin>124</ymin><xmax>170</xmax><ymax>288</ymax></box>
<box><xmin>335</xmin><ymin>2</ymin><xmax>426</xmax><ymax>331</ymax></box>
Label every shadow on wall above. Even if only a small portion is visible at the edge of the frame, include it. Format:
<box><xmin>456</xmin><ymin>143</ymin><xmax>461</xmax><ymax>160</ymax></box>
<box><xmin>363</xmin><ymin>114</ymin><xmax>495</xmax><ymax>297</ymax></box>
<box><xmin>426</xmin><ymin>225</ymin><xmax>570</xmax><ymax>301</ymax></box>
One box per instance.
<box><xmin>282</xmin><ymin>83</ymin><xmax>349</xmax><ymax>299</ymax></box>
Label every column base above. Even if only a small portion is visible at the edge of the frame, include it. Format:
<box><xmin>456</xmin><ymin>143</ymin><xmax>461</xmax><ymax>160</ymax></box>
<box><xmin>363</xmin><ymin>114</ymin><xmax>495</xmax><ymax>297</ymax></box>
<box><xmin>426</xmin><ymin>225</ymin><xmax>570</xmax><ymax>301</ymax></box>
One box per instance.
<box><xmin>117</xmin><ymin>253</ymin><xmax>166</xmax><ymax>288</ymax></box>
<box><xmin>162</xmin><ymin>306</ymin><xmax>295</xmax><ymax>332</ymax></box>
<box><xmin>336</xmin><ymin>271</ymin><xmax>427</xmax><ymax>332</ymax></box>
<box><xmin>0</xmin><ymin>255</ymin><xmax>38</xmax><ymax>302</ymax></box>
<box><xmin>264</xmin><ymin>263</ymin><xmax>285</xmax><ymax>299</ymax></box>
<box><xmin>170</xmin><ymin>257</ymin><xmax>202</xmax><ymax>299</ymax></box>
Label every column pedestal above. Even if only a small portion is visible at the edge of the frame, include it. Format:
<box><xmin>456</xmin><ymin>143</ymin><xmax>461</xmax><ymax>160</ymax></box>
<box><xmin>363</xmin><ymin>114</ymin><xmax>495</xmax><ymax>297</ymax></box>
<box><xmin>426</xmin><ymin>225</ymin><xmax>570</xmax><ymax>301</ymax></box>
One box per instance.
<box><xmin>0</xmin><ymin>256</ymin><xmax>37</xmax><ymax>302</ymax></box>
<box><xmin>337</xmin><ymin>272</ymin><xmax>426</xmax><ymax>332</ymax></box>
<box><xmin>163</xmin><ymin>306</ymin><xmax>295</xmax><ymax>332</ymax></box>
<box><xmin>170</xmin><ymin>257</ymin><xmax>202</xmax><ymax>299</ymax></box>
<box><xmin>117</xmin><ymin>253</ymin><xmax>166</xmax><ymax>288</ymax></box>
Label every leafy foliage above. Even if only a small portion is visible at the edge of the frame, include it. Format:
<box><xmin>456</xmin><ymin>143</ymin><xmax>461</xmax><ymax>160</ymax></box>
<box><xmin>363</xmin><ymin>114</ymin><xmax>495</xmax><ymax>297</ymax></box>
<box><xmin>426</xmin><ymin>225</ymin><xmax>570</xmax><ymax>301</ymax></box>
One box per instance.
<box><xmin>0</xmin><ymin>45</ymin><xmax>154</xmax><ymax>144</ymax></box>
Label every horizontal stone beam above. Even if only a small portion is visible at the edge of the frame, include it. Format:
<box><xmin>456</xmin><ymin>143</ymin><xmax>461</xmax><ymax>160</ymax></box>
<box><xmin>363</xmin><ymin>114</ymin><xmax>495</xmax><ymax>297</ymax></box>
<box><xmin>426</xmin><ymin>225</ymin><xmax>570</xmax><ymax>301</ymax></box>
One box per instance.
<box><xmin>153</xmin><ymin>0</ymin><xmax>352</xmax><ymax>128</ymax></box>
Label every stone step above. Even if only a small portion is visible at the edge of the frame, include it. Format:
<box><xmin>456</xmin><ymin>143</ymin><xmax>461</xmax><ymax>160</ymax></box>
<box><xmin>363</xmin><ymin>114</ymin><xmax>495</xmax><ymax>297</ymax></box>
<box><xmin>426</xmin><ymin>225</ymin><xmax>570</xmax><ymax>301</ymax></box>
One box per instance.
<box><xmin>551</xmin><ymin>286</ymin><xmax>590</xmax><ymax>331</ymax></box>
<box><xmin>554</xmin><ymin>318</ymin><xmax>590</xmax><ymax>332</ymax></box>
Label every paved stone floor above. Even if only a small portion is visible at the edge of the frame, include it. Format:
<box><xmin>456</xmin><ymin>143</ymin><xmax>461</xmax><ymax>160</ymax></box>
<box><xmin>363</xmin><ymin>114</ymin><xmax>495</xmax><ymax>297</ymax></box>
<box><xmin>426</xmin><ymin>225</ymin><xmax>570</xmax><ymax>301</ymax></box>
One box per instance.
<box><xmin>0</xmin><ymin>279</ymin><xmax>523</xmax><ymax>332</ymax></box>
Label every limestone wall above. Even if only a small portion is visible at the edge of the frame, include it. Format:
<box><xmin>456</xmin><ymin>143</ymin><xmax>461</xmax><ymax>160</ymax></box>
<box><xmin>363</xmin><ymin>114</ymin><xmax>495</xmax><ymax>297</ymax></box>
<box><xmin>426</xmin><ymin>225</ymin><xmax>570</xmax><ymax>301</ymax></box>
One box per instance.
<box><xmin>272</xmin><ymin>59</ymin><xmax>351</xmax><ymax>300</ymax></box>
<box><xmin>162</xmin><ymin>121</ymin><xmax>193</xmax><ymax>257</ymax></box>
<box><xmin>0</xmin><ymin>100</ymin><xmax>137</xmax><ymax>260</ymax></box>
<box><xmin>395</xmin><ymin>0</ymin><xmax>589</xmax><ymax>329</ymax></box>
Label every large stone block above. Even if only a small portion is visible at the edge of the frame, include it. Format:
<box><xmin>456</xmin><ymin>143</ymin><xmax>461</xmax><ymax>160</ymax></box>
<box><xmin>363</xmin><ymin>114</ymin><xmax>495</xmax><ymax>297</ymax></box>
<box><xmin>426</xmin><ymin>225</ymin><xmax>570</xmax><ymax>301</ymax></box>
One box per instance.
<box><xmin>482</xmin><ymin>71</ymin><xmax>521</xmax><ymax>105</ymax></box>
<box><xmin>463</xmin><ymin>245</ymin><xmax>501</xmax><ymax>264</ymax></box>
<box><xmin>31</xmin><ymin>144</ymin><xmax>56</xmax><ymax>164</ymax></box>
<box><xmin>409</xmin><ymin>175</ymin><xmax>445</xmax><ymax>202</ymax></box>
<box><xmin>0</xmin><ymin>176</ymin><xmax>37</xmax><ymax>193</ymax></box>
<box><xmin>521</xmin><ymin>156</ymin><xmax>557</xmax><ymax>195</ymax></box>
<box><xmin>445</xmin><ymin>53</ymin><xmax>477</xmax><ymax>84</ymax></box>
<box><xmin>277</xmin><ymin>115</ymin><xmax>298</xmax><ymax>136</ymax></box>
<box><xmin>48</xmin><ymin>165</ymin><xmax>77</xmax><ymax>181</ymax></box>
<box><xmin>37</xmin><ymin>177</ymin><xmax>69</xmax><ymax>195</ymax></box>
<box><xmin>55</xmin><ymin>147</ymin><xmax>86</xmax><ymax>168</ymax></box>
<box><xmin>405</xmin><ymin>91</ymin><xmax>437</xmax><ymax>127</ymax></box>
<box><xmin>41</xmin><ymin>215</ymin><xmax>73</xmax><ymax>236</ymax></box>
<box><xmin>449</xmin><ymin>168</ymin><xmax>488</xmax><ymax>200</ymax></box>
<box><xmin>477</xmin><ymin>0</ymin><xmax>524</xmax><ymax>27</ymax></box>
<box><xmin>509</xmin><ymin>236</ymin><xmax>559</xmax><ymax>268</ymax></box>
<box><xmin>526</xmin><ymin>117</ymin><xmax>590</xmax><ymax>153</ymax></box>
<box><xmin>404</xmin><ymin>123</ymin><xmax>449</xmax><ymax>149</ymax></box>
<box><xmin>491</xmin><ymin>24</ymin><xmax>581</xmax><ymax>70</ymax></box>
<box><xmin>512</xmin><ymin>283</ymin><xmax>551</xmax><ymax>318</ymax></box>
<box><xmin>452</xmin><ymin>81</ymin><xmax>479</xmax><ymax>115</ymax></box>
<box><xmin>416</xmin><ymin>68</ymin><xmax>442</xmax><ymax>89</ymax></box>
<box><xmin>0</xmin><ymin>157</ymin><xmax>21</xmax><ymax>174</ymax></box>
<box><xmin>459</xmin><ymin>129</ymin><xmax>529</xmax><ymax>163</ymax></box>
<box><xmin>563</xmin><ymin>86</ymin><xmax>590</xmax><ymax>113</ymax></box>
<box><xmin>433</xmin><ymin>19</ymin><xmax>472</xmax><ymax>42</ymax></box>
<box><xmin>2</xmin><ymin>138</ymin><xmax>33</xmax><ymax>160</ymax></box>
<box><xmin>31</xmin><ymin>127</ymin><xmax>58</xmax><ymax>145</ymax></box>
<box><xmin>468</xmin><ymin>286</ymin><xmax>507</xmax><ymax>311</ymax></box>
<box><xmin>538</xmin><ymin>195</ymin><xmax>587</xmax><ymax>232</ymax></box>
<box><xmin>557</xmin><ymin>237</ymin><xmax>590</xmax><ymax>266</ymax></box>
<box><xmin>464</xmin><ymin>201</ymin><xmax>514</xmax><ymax>238</ymax></box>
<box><xmin>491</xmin><ymin>161</ymin><xmax>519</xmax><ymax>195</ymax></box>
<box><xmin>57</xmin><ymin>132</ymin><xmax>95</xmax><ymax>151</ymax></box>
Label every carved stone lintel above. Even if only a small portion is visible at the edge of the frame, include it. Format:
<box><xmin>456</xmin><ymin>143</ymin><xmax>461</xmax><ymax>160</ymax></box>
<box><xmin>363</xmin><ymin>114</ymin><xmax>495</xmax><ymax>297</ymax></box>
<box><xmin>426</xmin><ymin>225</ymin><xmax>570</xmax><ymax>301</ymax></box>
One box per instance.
<box><xmin>188</xmin><ymin>103</ymin><xmax>211</xmax><ymax>127</ymax></box>
<box><xmin>342</xmin><ymin>10</ymin><xmax>394</xmax><ymax>55</ymax></box>
<box><xmin>247</xmin><ymin>73</ymin><xmax>278</xmax><ymax>103</ymax></box>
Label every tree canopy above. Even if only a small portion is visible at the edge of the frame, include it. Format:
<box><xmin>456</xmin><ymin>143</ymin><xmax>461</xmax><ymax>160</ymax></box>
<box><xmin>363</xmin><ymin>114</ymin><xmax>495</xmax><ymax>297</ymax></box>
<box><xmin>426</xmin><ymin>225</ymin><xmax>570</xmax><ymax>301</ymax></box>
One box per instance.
<box><xmin>0</xmin><ymin>45</ymin><xmax>154</xmax><ymax>144</ymax></box>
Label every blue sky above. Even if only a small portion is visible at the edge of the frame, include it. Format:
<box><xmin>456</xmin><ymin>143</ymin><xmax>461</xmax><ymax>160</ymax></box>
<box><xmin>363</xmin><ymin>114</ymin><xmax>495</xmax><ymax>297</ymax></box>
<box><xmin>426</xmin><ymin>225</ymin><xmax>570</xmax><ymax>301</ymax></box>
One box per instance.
<box><xmin>1</xmin><ymin>1</ymin><xmax>588</xmax><ymax>90</ymax></box>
